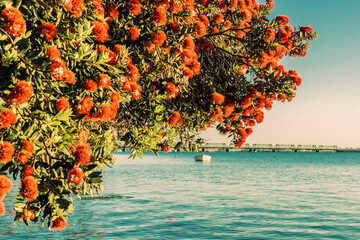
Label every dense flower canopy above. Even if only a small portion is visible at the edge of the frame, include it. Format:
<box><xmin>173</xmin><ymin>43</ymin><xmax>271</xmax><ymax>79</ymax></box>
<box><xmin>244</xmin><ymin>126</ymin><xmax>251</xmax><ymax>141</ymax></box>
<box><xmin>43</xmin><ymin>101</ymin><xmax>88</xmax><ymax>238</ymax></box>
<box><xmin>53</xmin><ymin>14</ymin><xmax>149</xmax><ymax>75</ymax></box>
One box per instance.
<box><xmin>0</xmin><ymin>0</ymin><xmax>316</xmax><ymax>231</ymax></box>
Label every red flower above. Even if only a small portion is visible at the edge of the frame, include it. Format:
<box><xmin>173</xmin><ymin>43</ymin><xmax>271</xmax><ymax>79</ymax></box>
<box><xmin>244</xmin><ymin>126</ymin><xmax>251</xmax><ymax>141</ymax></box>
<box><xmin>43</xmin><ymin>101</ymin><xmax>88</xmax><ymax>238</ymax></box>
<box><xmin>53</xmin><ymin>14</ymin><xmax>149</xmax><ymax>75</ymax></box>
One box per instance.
<box><xmin>111</xmin><ymin>92</ymin><xmax>121</xmax><ymax>104</ymax></box>
<box><xmin>265</xmin><ymin>28</ymin><xmax>275</xmax><ymax>42</ymax></box>
<box><xmin>229</xmin><ymin>0</ymin><xmax>238</xmax><ymax>10</ymax></box>
<box><xmin>194</xmin><ymin>21</ymin><xmax>206</xmax><ymax>37</ymax></box>
<box><xmin>170</xmin><ymin>0</ymin><xmax>183</xmax><ymax>13</ymax></box>
<box><xmin>71</xmin><ymin>0</ymin><xmax>84</xmax><ymax>18</ymax></box>
<box><xmin>162</xmin><ymin>145</ymin><xmax>170</xmax><ymax>152</ymax></box>
<box><xmin>74</xmin><ymin>143</ymin><xmax>91</xmax><ymax>165</ymax></box>
<box><xmin>168</xmin><ymin>111</ymin><xmax>181</xmax><ymax>126</ymax></box>
<box><xmin>183</xmin><ymin>37</ymin><xmax>195</xmax><ymax>51</ymax></box>
<box><xmin>300</xmin><ymin>26</ymin><xmax>313</xmax><ymax>33</ymax></box>
<box><xmin>7</xmin><ymin>81</ymin><xmax>33</xmax><ymax>108</ymax></box>
<box><xmin>0</xmin><ymin>109</ymin><xmax>17</xmax><ymax>129</ymax></box>
<box><xmin>21</xmin><ymin>166</ymin><xmax>34</xmax><ymax>178</ymax></box>
<box><xmin>1</xmin><ymin>7</ymin><xmax>26</xmax><ymax>37</ymax></box>
<box><xmin>224</xmin><ymin>20</ymin><xmax>232</xmax><ymax>29</ymax></box>
<box><xmin>39</xmin><ymin>22</ymin><xmax>57</xmax><ymax>41</ymax></box>
<box><xmin>92</xmin><ymin>0</ymin><xmax>104</xmax><ymax>15</ymax></box>
<box><xmin>275</xmin><ymin>15</ymin><xmax>289</xmax><ymax>26</ymax></box>
<box><xmin>68</xmin><ymin>166</ymin><xmax>84</xmax><ymax>185</ymax></box>
<box><xmin>223</xmin><ymin>100</ymin><xmax>235</xmax><ymax>118</ymax></box>
<box><xmin>127</xmin><ymin>0</ymin><xmax>141</xmax><ymax>15</ymax></box>
<box><xmin>182</xmin><ymin>67</ymin><xmax>193</xmax><ymax>78</ymax></box>
<box><xmin>76</xmin><ymin>96</ymin><xmax>93</xmax><ymax>114</ymax></box>
<box><xmin>213</xmin><ymin>13</ymin><xmax>224</xmax><ymax>25</ymax></box>
<box><xmin>0</xmin><ymin>142</ymin><xmax>14</xmax><ymax>164</ymax></box>
<box><xmin>47</xmin><ymin>46</ymin><xmax>61</xmax><ymax>61</ymax></box>
<box><xmin>128</xmin><ymin>64</ymin><xmax>140</xmax><ymax>82</ymax></box>
<box><xmin>97</xmin><ymin>74</ymin><xmax>111</xmax><ymax>89</ymax></box>
<box><xmin>106</xmin><ymin>5</ymin><xmax>119</xmax><ymax>20</ymax></box>
<box><xmin>154</xmin><ymin>6</ymin><xmax>167</xmax><ymax>26</ymax></box>
<box><xmin>57</xmin><ymin>97</ymin><xmax>69</xmax><ymax>112</ymax></box>
<box><xmin>183</xmin><ymin>0</ymin><xmax>194</xmax><ymax>11</ymax></box>
<box><xmin>199</xmin><ymin>15</ymin><xmax>210</xmax><ymax>27</ymax></box>
<box><xmin>22</xmin><ymin>140</ymin><xmax>34</xmax><ymax>154</ymax></box>
<box><xmin>131</xmin><ymin>83</ymin><xmax>142</xmax><ymax>100</ymax></box>
<box><xmin>85</xmin><ymin>80</ymin><xmax>97</xmax><ymax>92</ymax></box>
<box><xmin>51</xmin><ymin>59</ymin><xmax>67</xmax><ymax>80</ymax></box>
<box><xmin>210</xmin><ymin>93</ymin><xmax>225</xmax><ymax>105</ymax></box>
<box><xmin>129</xmin><ymin>27</ymin><xmax>140</xmax><ymax>40</ymax></box>
<box><xmin>0</xmin><ymin>175</ymin><xmax>12</xmax><ymax>200</ymax></box>
<box><xmin>121</xmin><ymin>76</ymin><xmax>132</xmax><ymax>92</ymax></box>
<box><xmin>181</xmin><ymin>49</ymin><xmax>196</xmax><ymax>65</ymax></box>
<box><xmin>151</xmin><ymin>30</ymin><xmax>166</xmax><ymax>46</ymax></box>
<box><xmin>16</xmin><ymin>150</ymin><xmax>31</xmax><ymax>165</ymax></box>
<box><xmin>20</xmin><ymin>176</ymin><xmax>38</xmax><ymax>202</ymax></box>
<box><xmin>91</xmin><ymin>20</ymin><xmax>108</xmax><ymax>43</ymax></box>
<box><xmin>50</xmin><ymin>217</ymin><xmax>67</xmax><ymax>231</ymax></box>
<box><xmin>63</xmin><ymin>69</ymin><xmax>76</xmax><ymax>84</ymax></box>
<box><xmin>277</xmin><ymin>93</ymin><xmax>287</xmax><ymax>102</ymax></box>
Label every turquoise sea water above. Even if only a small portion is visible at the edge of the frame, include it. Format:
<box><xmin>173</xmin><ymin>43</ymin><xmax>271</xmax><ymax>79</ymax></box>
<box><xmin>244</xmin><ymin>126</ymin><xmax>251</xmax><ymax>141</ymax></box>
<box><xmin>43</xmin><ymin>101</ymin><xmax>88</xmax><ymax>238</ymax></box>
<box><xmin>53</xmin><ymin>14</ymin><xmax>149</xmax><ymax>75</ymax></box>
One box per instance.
<box><xmin>2</xmin><ymin>152</ymin><xmax>360</xmax><ymax>239</ymax></box>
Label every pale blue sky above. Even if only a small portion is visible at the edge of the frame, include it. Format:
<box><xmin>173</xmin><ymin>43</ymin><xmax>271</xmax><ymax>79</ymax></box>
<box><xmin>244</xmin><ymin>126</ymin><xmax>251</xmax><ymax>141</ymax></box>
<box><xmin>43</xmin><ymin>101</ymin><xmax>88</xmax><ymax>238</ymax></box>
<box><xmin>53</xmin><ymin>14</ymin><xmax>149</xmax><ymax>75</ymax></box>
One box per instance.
<box><xmin>204</xmin><ymin>0</ymin><xmax>360</xmax><ymax>148</ymax></box>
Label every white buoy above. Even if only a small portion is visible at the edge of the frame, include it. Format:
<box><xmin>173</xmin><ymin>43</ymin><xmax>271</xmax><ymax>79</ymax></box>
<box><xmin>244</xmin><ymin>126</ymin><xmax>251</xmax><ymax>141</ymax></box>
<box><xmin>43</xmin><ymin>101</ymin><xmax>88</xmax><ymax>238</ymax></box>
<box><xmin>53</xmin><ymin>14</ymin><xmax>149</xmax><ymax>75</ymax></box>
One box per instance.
<box><xmin>194</xmin><ymin>154</ymin><xmax>211</xmax><ymax>162</ymax></box>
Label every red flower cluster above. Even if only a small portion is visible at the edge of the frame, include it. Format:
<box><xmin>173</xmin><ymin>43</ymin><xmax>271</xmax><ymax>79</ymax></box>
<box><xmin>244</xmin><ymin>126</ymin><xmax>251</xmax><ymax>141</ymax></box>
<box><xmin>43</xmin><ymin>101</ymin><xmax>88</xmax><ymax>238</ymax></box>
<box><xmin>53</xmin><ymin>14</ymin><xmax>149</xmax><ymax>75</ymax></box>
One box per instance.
<box><xmin>97</xmin><ymin>74</ymin><xmax>111</xmax><ymax>89</ymax></box>
<box><xmin>170</xmin><ymin>0</ymin><xmax>183</xmax><ymax>14</ymax></box>
<box><xmin>151</xmin><ymin>30</ymin><xmax>167</xmax><ymax>46</ymax></box>
<box><xmin>48</xmin><ymin>46</ymin><xmax>76</xmax><ymax>84</ymax></box>
<box><xmin>91</xmin><ymin>20</ymin><xmax>109</xmax><ymax>43</ymax></box>
<box><xmin>57</xmin><ymin>97</ymin><xmax>69</xmax><ymax>111</ymax></box>
<box><xmin>73</xmin><ymin>142</ymin><xmax>91</xmax><ymax>165</ymax></box>
<box><xmin>21</xmin><ymin>165</ymin><xmax>34</xmax><ymax>178</ymax></box>
<box><xmin>93</xmin><ymin>0</ymin><xmax>104</xmax><ymax>15</ymax></box>
<box><xmin>39</xmin><ymin>22</ymin><xmax>57</xmax><ymax>41</ymax></box>
<box><xmin>265</xmin><ymin>28</ymin><xmax>275</xmax><ymax>42</ymax></box>
<box><xmin>7</xmin><ymin>81</ymin><xmax>33</xmax><ymax>108</ymax></box>
<box><xmin>67</xmin><ymin>165</ymin><xmax>84</xmax><ymax>185</ymax></box>
<box><xmin>0</xmin><ymin>142</ymin><xmax>14</xmax><ymax>164</ymax></box>
<box><xmin>275</xmin><ymin>15</ymin><xmax>289</xmax><ymax>26</ymax></box>
<box><xmin>106</xmin><ymin>5</ymin><xmax>119</xmax><ymax>20</ymax></box>
<box><xmin>0</xmin><ymin>175</ymin><xmax>12</xmax><ymax>200</ymax></box>
<box><xmin>50</xmin><ymin>217</ymin><xmax>67</xmax><ymax>231</ymax></box>
<box><xmin>75</xmin><ymin>96</ymin><xmax>93</xmax><ymax>115</ymax></box>
<box><xmin>300</xmin><ymin>26</ymin><xmax>313</xmax><ymax>33</ymax></box>
<box><xmin>154</xmin><ymin>5</ymin><xmax>167</xmax><ymax>26</ymax></box>
<box><xmin>127</xmin><ymin>0</ymin><xmax>142</xmax><ymax>15</ymax></box>
<box><xmin>1</xmin><ymin>7</ymin><xmax>26</xmax><ymax>37</ymax></box>
<box><xmin>0</xmin><ymin>109</ymin><xmax>16</xmax><ymax>129</ymax></box>
<box><xmin>162</xmin><ymin>145</ymin><xmax>170</xmax><ymax>152</ymax></box>
<box><xmin>168</xmin><ymin>111</ymin><xmax>182</xmax><ymax>126</ymax></box>
<box><xmin>20</xmin><ymin>176</ymin><xmax>38</xmax><ymax>202</ymax></box>
<box><xmin>223</xmin><ymin>100</ymin><xmax>235</xmax><ymax>118</ymax></box>
<box><xmin>212</xmin><ymin>13</ymin><xmax>224</xmax><ymax>25</ymax></box>
<box><xmin>62</xmin><ymin>0</ymin><xmax>84</xmax><ymax>17</ymax></box>
<box><xmin>210</xmin><ymin>93</ymin><xmax>225</xmax><ymax>105</ymax></box>
<box><xmin>129</xmin><ymin>27</ymin><xmax>140</xmax><ymax>40</ymax></box>
<box><xmin>85</xmin><ymin>80</ymin><xmax>97</xmax><ymax>92</ymax></box>
<box><xmin>163</xmin><ymin>82</ymin><xmax>178</xmax><ymax>100</ymax></box>
<box><xmin>16</xmin><ymin>140</ymin><xmax>34</xmax><ymax>165</ymax></box>
<box><xmin>0</xmin><ymin>175</ymin><xmax>12</xmax><ymax>216</ymax></box>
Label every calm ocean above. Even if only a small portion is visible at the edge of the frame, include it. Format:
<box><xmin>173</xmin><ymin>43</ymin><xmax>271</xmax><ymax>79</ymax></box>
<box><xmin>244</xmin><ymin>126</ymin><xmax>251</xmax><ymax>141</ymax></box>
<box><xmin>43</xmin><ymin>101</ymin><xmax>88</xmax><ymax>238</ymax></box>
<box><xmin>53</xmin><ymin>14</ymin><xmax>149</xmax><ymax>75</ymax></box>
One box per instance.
<box><xmin>2</xmin><ymin>152</ymin><xmax>360</xmax><ymax>239</ymax></box>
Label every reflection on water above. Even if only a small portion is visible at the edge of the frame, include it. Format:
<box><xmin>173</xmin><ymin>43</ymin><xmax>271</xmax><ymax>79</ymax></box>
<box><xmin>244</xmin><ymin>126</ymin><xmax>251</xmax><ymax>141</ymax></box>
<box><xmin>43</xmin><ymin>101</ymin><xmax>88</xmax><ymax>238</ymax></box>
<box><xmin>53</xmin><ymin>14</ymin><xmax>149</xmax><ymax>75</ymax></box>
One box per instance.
<box><xmin>2</xmin><ymin>152</ymin><xmax>360</xmax><ymax>239</ymax></box>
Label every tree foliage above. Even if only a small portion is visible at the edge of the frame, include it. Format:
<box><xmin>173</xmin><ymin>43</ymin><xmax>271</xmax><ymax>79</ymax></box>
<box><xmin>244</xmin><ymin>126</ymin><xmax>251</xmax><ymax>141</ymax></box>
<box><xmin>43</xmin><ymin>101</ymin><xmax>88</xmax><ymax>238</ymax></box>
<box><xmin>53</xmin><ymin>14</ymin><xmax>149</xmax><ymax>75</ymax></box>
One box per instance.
<box><xmin>0</xmin><ymin>0</ymin><xmax>316</xmax><ymax>230</ymax></box>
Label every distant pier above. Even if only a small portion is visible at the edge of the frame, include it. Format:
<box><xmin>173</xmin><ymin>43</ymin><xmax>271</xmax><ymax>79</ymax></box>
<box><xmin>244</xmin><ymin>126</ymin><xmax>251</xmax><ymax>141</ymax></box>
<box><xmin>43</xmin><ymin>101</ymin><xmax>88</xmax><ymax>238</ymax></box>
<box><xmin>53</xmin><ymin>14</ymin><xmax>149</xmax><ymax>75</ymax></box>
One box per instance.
<box><xmin>118</xmin><ymin>144</ymin><xmax>360</xmax><ymax>153</ymax></box>
<box><xmin>198</xmin><ymin>143</ymin><xmax>360</xmax><ymax>153</ymax></box>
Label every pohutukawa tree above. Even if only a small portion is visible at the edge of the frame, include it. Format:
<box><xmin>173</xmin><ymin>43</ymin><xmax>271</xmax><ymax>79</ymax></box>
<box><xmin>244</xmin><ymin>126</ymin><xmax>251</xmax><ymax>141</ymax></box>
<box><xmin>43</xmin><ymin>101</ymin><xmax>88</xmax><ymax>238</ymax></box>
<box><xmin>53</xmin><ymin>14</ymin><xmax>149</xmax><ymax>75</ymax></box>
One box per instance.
<box><xmin>0</xmin><ymin>0</ymin><xmax>317</xmax><ymax>231</ymax></box>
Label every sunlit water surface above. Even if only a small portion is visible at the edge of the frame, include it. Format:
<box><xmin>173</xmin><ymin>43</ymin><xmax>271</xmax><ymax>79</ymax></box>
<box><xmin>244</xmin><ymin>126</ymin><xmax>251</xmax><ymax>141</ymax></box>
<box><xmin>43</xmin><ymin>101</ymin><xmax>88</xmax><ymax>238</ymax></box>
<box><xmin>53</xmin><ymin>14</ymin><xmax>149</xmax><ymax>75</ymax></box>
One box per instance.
<box><xmin>2</xmin><ymin>152</ymin><xmax>360</xmax><ymax>239</ymax></box>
